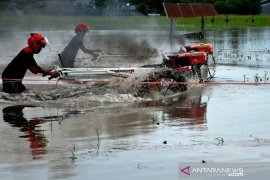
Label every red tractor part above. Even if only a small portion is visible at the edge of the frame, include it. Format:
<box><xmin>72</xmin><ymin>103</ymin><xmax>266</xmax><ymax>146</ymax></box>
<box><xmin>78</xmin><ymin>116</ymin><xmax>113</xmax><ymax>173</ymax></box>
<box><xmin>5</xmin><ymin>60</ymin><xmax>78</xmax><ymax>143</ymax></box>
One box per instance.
<box><xmin>185</xmin><ymin>43</ymin><xmax>213</xmax><ymax>54</ymax></box>
<box><xmin>165</xmin><ymin>51</ymin><xmax>207</xmax><ymax>72</ymax></box>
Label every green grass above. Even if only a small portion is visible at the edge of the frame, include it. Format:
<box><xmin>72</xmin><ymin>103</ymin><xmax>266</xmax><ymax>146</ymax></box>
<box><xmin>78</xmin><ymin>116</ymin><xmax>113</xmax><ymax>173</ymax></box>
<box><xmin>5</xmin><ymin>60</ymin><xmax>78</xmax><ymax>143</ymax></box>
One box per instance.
<box><xmin>0</xmin><ymin>15</ymin><xmax>269</xmax><ymax>31</ymax></box>
<box><xmin>176</xmin><ymin>15</ymin><xmax>270</xmax><ymax>31</ymax></box>
<box><xmin>0</xmin><ymin>15</ymin><xmax>169</xmax><ymax>31</ymax></box>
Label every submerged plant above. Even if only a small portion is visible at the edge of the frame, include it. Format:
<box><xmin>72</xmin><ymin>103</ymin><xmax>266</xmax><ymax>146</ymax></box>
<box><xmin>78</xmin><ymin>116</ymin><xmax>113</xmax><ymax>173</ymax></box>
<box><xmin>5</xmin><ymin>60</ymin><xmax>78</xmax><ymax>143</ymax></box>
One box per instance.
<box><xmin>89</xmin><ymin>127</ymin><xmax>101</xmax><ymax>156</ymax></box>
<box><xmin>96</xmin><ymin>127</ymin><xmax>100</xmax><ymax>155</ymax></box>
<box><xmin>243</xmin><ymin>74</ymin><xmax>248</xmax><ymax>82</ymax></box>
<box><xmin>40</xmin><ymin>132</ymin><xmax>49</xmax><ymax>143</ymax></box>
<box><xmin>69</xmin><ymin>145</ymin><xmax>77</xmax><ymax>161</ymax></box>
<box><xmin>152</xmin><ymin>116</ymin><xmax>160</xmax><ymax>125</ymax></box>
<box><xmin>264</xmin><ymin>71</ymin><xmax>269</xmax><ymax>82</ymax></box>
<box><xmin>215</xmin><ymin>137</ymin><xmax>224</xmax><ymax>146</ymax></box>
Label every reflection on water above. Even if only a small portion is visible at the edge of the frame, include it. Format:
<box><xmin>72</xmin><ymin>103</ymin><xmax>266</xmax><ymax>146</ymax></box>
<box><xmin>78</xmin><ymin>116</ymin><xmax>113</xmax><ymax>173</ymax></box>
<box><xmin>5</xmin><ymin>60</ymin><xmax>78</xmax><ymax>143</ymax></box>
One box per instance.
<box><xmin>0</xmin><ymin>88</ymin><xmax>208</xmax><ymax>179</ymax></box>
<box><xmin>166</xmin><ymin>92</ymin><xmax>206</xmax><ymax>124</ymax></box>
<box><xmin>141</xmin><ymin>87</ymin><xmax>207</xmax><ymax>130</ymax></box>
<box><xmin>2</xmin><ymin>105</ymin><xmax>63</xmax><ymax>159</ymax></box>
<box><xmin>1</xmin><ymin>88</ymin><xmax>208</xmax><ymax>157</ymax></box>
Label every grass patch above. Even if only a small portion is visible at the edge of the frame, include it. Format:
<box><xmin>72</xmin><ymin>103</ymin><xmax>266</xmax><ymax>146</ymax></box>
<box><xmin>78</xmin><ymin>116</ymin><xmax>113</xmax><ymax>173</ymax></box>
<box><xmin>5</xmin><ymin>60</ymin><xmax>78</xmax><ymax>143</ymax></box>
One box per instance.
<box><xmin>0</xmin><ymin>15</ymin><xmax>169</xmax><ymax>31</ymax></box>
<box><xmin>176</xmin><ymin>15</ymin><xmax>270</xmax><ymax>31</ymax></box>
<box><xmin>0</xmin><ymin>15</ymin><xmax>269</xmax><ymax>31</ymax></box>
<box><xmin>69</xmin><ymin>145</ymin><xmax>77</xmax><ymax>161</ymax></box>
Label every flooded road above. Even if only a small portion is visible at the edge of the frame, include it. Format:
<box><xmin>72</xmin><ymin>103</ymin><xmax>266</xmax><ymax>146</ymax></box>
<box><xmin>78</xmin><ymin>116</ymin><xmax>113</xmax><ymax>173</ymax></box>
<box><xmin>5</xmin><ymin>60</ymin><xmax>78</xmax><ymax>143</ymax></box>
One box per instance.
<box><xmin>0</xmin><ymin>28</ymin><xmax>270</xmax><ymax>179</ymax></box>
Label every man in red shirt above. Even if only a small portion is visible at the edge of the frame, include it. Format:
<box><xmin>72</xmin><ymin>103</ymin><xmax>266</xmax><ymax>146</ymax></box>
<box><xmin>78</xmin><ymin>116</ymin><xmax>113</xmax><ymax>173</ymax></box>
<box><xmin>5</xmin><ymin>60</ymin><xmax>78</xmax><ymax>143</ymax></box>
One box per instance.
<box><xmin>2</xmin><ymin>33</ymin><xmax>60</xmax><ymax>93</ymax></box>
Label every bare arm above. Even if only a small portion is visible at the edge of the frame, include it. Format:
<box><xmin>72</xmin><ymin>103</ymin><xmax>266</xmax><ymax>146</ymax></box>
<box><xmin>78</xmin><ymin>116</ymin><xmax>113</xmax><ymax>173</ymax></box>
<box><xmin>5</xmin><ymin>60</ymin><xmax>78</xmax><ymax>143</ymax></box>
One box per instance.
<box><xmin>29</xmin><ymin>66</ymin><xmax>60</xmax><ymax>78</ymax></box>
<box><xmin>39</xmin><ymin>68</ymin><xmax>60</xmax><ymax>78</ymax></box>
<box><xmin>79</xmin><ymin>44</ymin><xmax>100</xmax><ymax>55</ymax></box>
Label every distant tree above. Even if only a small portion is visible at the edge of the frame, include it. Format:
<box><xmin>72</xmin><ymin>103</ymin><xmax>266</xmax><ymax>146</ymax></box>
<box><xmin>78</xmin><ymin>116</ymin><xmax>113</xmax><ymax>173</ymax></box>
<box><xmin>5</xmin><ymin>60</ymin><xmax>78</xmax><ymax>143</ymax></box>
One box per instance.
<box><xmin>214</xmin><ymin>0</ymin><xmax>229</xmax><ymax>14</ymax></box>
<box><xmin>0</xmin><ymin>0</ymin><xmax>46</xmax><ymax>14</ymax></box>
<box><xmin>233</xmin><ymin>0</ymin><xmax>261</xmax><ymax>14</ymax></box>
<box><xmin>0</xmin><ymin>0</ymin><xmax>9</xmax><ymax>10</ymax></box>
<box><xmin>94</xmin><ymin>0</ymin><xmax>107</xmax><ymax>8</ymax></box>
<box><xmin>0</xmin><ymin>0</ymin><xmax>262</xmax><ymax>15</ymax></box>
<box><xmin>123</xmin><ymin>0</ymin><xmax>179</xmax><ymax>15</ymax></box>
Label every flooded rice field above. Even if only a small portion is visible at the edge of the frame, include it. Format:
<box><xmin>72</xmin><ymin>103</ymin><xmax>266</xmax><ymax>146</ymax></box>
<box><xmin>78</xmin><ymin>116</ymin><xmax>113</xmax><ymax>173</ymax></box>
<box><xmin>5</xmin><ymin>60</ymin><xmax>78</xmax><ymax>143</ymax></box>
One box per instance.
<box><xmin>0</xmin><ymin>28</ymin><xmax>270</xmax><ymax>179</ymax></box>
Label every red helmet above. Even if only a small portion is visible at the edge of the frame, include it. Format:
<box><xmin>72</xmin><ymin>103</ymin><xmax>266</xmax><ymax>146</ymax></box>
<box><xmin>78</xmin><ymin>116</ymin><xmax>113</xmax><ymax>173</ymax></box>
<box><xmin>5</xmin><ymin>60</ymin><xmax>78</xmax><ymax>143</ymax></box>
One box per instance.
<box><xmin>75</xmin><ymin>23</ymin><xmax>89</xmax><ymax>33</ymax></box>
<box><xmin>27</xmin><ymin>33</ymin><xmax>49</xmax><ymax>52</ymax></box>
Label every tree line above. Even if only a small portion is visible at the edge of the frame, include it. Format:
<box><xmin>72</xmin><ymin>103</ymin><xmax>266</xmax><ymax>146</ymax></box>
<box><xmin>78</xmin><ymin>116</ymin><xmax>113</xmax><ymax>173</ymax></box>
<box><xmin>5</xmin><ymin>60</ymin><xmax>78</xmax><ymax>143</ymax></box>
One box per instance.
<box><xmin>0</xmin><ymin>0</ymin><xmax>262</xmax><ymax>15</ymax></box>
<box><xmin>124</xmin><ymin>0</ymin><xmax>262</xmax><ymax>15</ymax></box>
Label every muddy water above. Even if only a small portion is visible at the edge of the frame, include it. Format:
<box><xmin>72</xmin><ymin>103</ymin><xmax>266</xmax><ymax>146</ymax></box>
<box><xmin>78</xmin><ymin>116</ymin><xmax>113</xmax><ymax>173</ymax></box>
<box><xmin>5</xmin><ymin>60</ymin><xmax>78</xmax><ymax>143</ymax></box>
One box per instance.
<box><xmin>1</xmin><ymin>29</ymin><xmax>270</xmax><ymax>180</ymax></box>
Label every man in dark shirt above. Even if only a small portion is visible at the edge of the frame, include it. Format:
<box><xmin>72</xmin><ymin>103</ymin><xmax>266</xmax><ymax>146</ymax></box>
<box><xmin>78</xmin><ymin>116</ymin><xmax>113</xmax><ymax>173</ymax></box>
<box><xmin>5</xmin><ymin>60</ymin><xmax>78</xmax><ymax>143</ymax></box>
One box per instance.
<box><xmin>2</xmin><ymin>33</ymin><xmax>60</xmax><ymax>94</ymax></box>
<box><xmin>60</xmin><ymin>23</ymin><xmax>101</xmax><ymax>68</ymax></box>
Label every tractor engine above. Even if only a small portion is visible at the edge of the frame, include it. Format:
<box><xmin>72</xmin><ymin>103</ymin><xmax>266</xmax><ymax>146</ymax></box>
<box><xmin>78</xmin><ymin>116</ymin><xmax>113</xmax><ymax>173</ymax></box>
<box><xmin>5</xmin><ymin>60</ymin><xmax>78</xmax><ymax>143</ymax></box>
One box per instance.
<box><xmin>185</xmin><ymin>43</ymin><xmax>213</xmax><ymax>54</ymax></box>
<box><xmin>163</xmin><ymin>51</ymin><xmax>207</xmax><ymax>72</ymax></box>
<box><xmin>162</xmin><ymin>51</ymin><xmax>207</xmax><ymax>82</ymax></box>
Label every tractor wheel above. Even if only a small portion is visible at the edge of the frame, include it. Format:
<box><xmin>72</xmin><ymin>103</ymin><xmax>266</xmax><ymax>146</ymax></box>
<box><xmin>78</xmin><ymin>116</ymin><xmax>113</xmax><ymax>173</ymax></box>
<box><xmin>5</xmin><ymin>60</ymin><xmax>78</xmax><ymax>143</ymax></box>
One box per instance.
<box><xmin>135</xmin><ymin>69</ymin><xmax>187</xmax><ymax>97</ymax></box>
